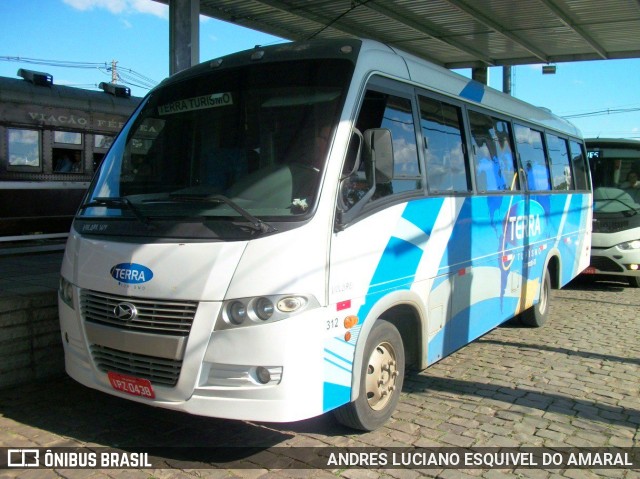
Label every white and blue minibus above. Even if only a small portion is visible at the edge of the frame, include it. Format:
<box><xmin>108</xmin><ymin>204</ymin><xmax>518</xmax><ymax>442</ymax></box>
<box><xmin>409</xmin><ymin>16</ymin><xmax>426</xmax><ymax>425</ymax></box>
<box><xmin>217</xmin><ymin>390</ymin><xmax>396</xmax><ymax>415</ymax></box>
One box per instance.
<box><xmin>586</xmin><ymin>138</ymin><xmax>640</xmax><ymax>287</ymax></box>
<box><xmin>58</xmin><ymin>39</ymin><xmax>592</xmax><ymax>430</ymax></box>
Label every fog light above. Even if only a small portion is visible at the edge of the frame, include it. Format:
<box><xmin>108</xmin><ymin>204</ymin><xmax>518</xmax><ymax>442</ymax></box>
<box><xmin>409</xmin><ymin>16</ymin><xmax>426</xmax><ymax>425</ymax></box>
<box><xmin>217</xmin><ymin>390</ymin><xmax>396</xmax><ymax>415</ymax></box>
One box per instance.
<box><xmin>628</xmin><ymin>264</ymin><xmax>639</xmax><ymax>271</ymax></box>
<box><xmin>255</xmin><ymin>366</ymin><xmax>271</xmax><ymax>384</ymax></box>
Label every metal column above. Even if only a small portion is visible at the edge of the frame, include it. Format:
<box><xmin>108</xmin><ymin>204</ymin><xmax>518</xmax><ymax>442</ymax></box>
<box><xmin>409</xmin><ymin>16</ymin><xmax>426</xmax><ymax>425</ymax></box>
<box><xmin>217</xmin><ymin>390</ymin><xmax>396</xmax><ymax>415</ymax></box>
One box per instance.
<box><xmin>169</xmin><ymin>0</ymin><xmax>200</xmax><ymax>75</ymax></box>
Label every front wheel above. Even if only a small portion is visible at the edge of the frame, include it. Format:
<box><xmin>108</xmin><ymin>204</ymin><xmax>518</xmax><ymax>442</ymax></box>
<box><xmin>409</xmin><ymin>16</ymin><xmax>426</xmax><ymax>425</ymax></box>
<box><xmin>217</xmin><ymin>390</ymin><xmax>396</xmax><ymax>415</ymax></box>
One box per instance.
<box><xmin>521</xmin><ymin>268</ymin><xmax>551</xmax><ymax>327</ymax></box>
<box><xmin>333</xmin><ymin>320</ymin><xmax>405</xmax><ymax>431</ymax></box>
<box><xmin>628</xmin><ymin>276</ymin><xmax>640</xmax><ymax>288</ymax></box>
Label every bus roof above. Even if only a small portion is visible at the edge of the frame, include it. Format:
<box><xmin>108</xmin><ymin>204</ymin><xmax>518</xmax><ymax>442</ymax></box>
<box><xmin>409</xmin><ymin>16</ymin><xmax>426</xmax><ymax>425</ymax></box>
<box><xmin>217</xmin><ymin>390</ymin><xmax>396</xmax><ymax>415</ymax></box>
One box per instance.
<box><xmin>158</xmin><ymin>38</ymin><xmax>582</xmax><ymax>139</ymax></box>
<box><xmin>586</xmin><ymin>138</ymin><xmax>640</xmax><ymax>147</ymax></box>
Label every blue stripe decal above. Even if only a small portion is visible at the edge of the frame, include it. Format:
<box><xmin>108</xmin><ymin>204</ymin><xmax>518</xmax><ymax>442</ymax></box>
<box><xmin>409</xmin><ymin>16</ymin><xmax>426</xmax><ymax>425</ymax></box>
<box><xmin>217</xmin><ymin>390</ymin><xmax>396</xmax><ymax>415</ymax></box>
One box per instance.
<box><xmin>357</xmin><ymin>198</ymin><xmax>444</xmax><ymax>321</ymax></box>
<box><xmin>322</xmin><ymin>199</ymin><xmax>444</xmax><ymax>412</ymax></box>
<box><xmin>323</xmin><ymin>382</ymin><xmax>351</xmax><ymax>412</ymax></box>
<box><xmin>459</xmin><ymin>80</ymin><xmax>485</xmax><ymax>103</ymax></box>
<box><xmin>428</xmin><ymin>296</ymin><xmax>520</xmax><ymax>364</ymax></box>
<box><xmin>323</xmin><ymin>358</ymin><xmax>353</xmax><ymax>374</ymax></box>
<box><xmin>324</xmin><ymin>348</ymin><xmax>353</xmax><ymax>366</ymax></box>
<box><xmin>322</xmin><ymin>192</ymin><xmax>591</xmax><ymax>412</ymax></box>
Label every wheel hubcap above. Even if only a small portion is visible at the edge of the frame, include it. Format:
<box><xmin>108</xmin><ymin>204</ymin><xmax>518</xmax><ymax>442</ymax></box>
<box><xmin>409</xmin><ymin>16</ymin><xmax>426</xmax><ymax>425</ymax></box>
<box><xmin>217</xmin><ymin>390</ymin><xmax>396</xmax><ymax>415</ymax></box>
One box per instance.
<box><xmin>365</xmin><ymin>341</ymin><xmax>399</xmax><ymax>411</ymax></box>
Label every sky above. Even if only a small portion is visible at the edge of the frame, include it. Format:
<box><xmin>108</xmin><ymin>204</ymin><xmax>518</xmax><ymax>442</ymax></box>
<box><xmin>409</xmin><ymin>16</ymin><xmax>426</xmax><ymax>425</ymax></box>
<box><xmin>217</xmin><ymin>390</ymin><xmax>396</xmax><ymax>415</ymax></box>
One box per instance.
<box><xmin>1</xmin><ymin>0</ymin><xmax>639</xmax><ymax>140</ymax></box>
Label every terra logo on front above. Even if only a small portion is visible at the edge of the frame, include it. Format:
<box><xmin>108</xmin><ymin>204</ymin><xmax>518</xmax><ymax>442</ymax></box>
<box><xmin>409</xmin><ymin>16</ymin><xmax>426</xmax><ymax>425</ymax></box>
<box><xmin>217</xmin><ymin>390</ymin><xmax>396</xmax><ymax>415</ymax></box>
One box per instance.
<box><xmin>110</xmin><ymin>263</ymin><xmax>154</xmax><ymax>284</ymax></box>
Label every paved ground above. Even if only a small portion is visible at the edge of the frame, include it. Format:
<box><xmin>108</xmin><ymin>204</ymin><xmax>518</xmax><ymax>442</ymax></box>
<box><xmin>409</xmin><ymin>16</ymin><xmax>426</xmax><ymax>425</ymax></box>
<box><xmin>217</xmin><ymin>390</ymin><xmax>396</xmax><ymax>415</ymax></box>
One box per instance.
<box><xmin>0</xmin><ymin>276</ymin><xmax>638</xmax><ymax>478</ymax></box>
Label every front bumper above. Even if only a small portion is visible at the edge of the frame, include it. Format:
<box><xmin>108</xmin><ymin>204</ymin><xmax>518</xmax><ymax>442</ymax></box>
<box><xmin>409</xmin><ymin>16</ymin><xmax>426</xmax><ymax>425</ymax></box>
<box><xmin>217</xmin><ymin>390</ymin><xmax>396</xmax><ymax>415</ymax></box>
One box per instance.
<box><xmin>59</xmin><ymin>293</ymin><xmax>331</xmax><ymax>423</ymax></box>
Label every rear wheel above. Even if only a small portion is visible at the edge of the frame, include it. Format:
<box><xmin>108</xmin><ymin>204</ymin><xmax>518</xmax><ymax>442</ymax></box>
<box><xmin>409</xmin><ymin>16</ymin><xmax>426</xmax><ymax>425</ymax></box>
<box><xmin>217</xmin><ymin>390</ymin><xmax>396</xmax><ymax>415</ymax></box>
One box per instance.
<box><xmin>333</xmin><ymin>320</ymin><xmax>405</xmax><ymax>431</ymax></box>
<box><xmin>521</xmin><ymin>269</ymin><xmax>551</xmax><ymax>327</ymax></box>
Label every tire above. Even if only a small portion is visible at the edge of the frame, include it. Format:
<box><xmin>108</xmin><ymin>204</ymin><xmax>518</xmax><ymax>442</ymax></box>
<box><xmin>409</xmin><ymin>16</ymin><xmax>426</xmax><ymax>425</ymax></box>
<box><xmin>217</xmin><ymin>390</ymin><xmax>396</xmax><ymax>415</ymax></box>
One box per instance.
<box><xmin>628</xmin><ymin>276</ymin><xmax>640</xmax><ymax>288</ymax></box>
<box><xmin>333</xmin><ymin>320</ymin><xmax>405</xmax><ymax>431</ymax></box>
<box><xmin>521</xmin><ymin>268</ymin><xmax>551</xmax><ymax>327</ymax></box>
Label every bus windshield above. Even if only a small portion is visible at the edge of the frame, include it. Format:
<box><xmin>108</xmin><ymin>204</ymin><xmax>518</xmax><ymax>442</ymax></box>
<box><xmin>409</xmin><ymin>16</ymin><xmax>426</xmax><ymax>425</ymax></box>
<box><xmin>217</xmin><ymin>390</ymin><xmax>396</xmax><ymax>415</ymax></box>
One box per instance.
<box><xmin>588</xmin><ymin>143</ymin><xmax>640</xmax><ymax>214</ymax></box>
<box><xmin>79</xmin><ymin>59</ymin><xmax>353</xmax><ymax>237</ymax></box>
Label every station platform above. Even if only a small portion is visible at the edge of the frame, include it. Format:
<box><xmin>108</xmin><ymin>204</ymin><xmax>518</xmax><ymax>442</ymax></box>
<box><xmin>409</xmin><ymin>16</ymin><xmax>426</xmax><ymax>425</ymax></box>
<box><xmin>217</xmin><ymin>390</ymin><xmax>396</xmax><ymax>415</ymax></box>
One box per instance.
<box><xmin>0</xmin><ymin>250</ymin><xmax>62</xmax><ymax>296</ymax></box>
<box><xmin>0</xmin><ymin>251</ymin><xmax>65</xmax><ymax>389</ymax></box>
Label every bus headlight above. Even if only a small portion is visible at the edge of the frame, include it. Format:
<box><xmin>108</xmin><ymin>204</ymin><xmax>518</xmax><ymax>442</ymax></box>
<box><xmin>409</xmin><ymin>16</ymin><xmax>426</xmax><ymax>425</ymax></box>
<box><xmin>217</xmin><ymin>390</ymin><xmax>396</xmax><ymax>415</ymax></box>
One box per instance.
<box><xmin>227</xmin><ymin>301</ymin><xmax>248</xmax><ymax>325</ymax></box>
<box><xmin>59</xmin><ymin>276</ymin><xmax>74</xmax><ymax>309</ymax></box>
<box><xmin>255</xmin><ymin>297</ymin><xmax>275</xmax><ymax>320</ymax></box>
<box><xmin>617</xmin><ymin>239</ymin><xmax>640</xmax><ymax>250</ymax></box>
<box><xmin>217</xmin><ymin>294</ymin><xmax>316</xmax><ymax>330</ymax></box>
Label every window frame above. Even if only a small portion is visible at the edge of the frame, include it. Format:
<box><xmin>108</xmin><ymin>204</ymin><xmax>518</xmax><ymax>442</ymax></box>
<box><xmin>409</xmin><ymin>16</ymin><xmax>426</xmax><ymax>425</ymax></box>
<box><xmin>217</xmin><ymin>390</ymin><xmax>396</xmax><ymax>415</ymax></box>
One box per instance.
<box><xmin>513</xmin><ymin>123</ymin><xmax>552</xmax><ymax>192</ymax></box>
<box><xmin>5</xmin><ymin>127</ymin><xmax>43</xmax><ymax>173</ymax></box>
<box><xmin>546</xmin><ymin>133</ymin><xmax>574</xmax><ymax>191</ymax></box>
<box><xmin>52</xmin><ymin>129</ymin><xmax>85</xmax><ymax>174</ymax></box>
<box><xmin>466</xmin><ymin>107</ymin><xmax>520</xmax><ymax>194</ymax></box>
<box><xmin>338</xmin><ymin>75</ymin><xmax>426</xmax><ymax>226</ymax></box>
<box><xmin>416</xmin><ymin>90</ymin><xmax>472</xmax><ymax>196</ymax></box>
<box><xmin>336</xmin><ymin>75</ymin><xmax>591</xmax><ymax>230</ymax></box>
<box><xmin>569</xmin><ymin>139</ymin><xmax>590</xmax><ymax>191</ymax></box>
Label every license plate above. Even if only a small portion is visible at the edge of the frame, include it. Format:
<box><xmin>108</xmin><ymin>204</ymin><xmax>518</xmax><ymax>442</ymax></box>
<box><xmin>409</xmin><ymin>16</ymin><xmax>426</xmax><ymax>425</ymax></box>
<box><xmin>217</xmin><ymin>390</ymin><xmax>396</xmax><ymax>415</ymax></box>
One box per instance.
<box><xmin>583</xmin><ymin>266</ymin><xmax>597</xmax><ymax>275</ymax></box>
<box><xmin>107</xmin><ymin>371</ymin><xmax>155</xmax><ymax>399</ymax></box>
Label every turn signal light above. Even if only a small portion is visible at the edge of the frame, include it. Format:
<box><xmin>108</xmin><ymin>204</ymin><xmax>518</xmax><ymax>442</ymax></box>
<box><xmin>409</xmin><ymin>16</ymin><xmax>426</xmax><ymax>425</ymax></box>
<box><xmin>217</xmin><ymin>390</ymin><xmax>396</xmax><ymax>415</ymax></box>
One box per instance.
<box><xmin>344</xmin><ymin>315</ymin><xmax>359</xmax><ymax>329</ymax></box>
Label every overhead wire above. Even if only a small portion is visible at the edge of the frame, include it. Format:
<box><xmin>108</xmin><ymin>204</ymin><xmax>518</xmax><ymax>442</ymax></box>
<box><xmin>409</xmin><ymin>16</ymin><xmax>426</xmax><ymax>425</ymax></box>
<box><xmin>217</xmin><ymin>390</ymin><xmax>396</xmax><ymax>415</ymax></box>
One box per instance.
<box><xmin>562</xmin><ymin>107</ymin><xmax>640</xmax><ymax>119</ymax></box>
<box><xmin>0</xmin><ymin>55</ymin><xmax>158</xmax><ymax>91</ymax></box>
<box><xmin>307</xmin><ymin>0</ymin><xmax>372</xmax><ymax>40</ymax></box>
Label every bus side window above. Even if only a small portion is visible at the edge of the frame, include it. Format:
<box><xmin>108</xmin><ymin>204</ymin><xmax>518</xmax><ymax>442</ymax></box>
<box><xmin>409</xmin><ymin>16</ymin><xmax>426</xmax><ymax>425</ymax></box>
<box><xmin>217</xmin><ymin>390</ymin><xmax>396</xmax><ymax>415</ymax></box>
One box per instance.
<box><xmin>379</xmin><ymin>95</ymin><xmax>420</xmax><ymax>196</ymax></box>
<box><xmin>469</xmin><ymin>111</ymin><xmax>517</xmax><ymax>192</ymax></box>
<box><xmin>569</xmin><ymin>140</ymin><xmax>589</xmax><ymax>190</ymax></box>
<box><xmin>514</xmin><ymin>124</ymin><xmax>550</xmax><ymax>191</ymax></box>
<box><xmin>341</xmin><ymin>90</ymin><xmax>420</xmax><ymax>211</ymax></box>
<box><xmin>547</xmin><ymin>134</ymin><xmax>573</xmax><ymax>190</ymax></box>
<box><xmin>418</xmin><ymin>95</ymin><xmax>469</xmax><ymax>193</ymax></box>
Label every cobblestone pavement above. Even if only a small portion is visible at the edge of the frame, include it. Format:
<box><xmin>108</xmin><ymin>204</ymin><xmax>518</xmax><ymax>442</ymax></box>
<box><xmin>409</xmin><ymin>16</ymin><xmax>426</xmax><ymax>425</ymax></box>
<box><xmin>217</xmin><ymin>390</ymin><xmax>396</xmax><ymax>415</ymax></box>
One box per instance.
<box><xmin>0</xmin><ymin>277</ymin><xmax>638</xmax><ymax>478</ymax></box>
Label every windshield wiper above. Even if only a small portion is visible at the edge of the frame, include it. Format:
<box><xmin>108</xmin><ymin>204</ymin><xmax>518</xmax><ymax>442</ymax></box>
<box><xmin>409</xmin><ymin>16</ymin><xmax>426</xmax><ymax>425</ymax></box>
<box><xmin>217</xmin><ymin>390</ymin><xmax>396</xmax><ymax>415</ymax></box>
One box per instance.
<box><xmin>598</xmin><ymin>198</ymin><xmax>640</xmax><ymax>216</ymax></box>
<box><xmin>78</xmin><ymin>197</ymin><xmax>154</xmax><ymax>228</ymax></box>
<box><xmin>170</xmin><ymin>193</ymin><xmax>277</xmax><ymax>233</ymax></box>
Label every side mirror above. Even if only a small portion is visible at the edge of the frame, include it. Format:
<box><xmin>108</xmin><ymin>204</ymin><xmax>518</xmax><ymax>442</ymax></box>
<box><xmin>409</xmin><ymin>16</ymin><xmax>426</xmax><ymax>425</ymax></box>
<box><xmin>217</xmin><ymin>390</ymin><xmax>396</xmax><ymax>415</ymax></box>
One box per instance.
<box><xmin>335</xmin><ymin>128</ymin><xmax>394</xmax><ymax>231</ymax></box>
<box><xmin>340</xmin><ymin>129</ymin><xmax>363</xmax><ymax>180</ymax></box>
<box><xmin>363</xmin><ymin>128</ymin><xmax>394</xmax><ymax>184</ymax></box>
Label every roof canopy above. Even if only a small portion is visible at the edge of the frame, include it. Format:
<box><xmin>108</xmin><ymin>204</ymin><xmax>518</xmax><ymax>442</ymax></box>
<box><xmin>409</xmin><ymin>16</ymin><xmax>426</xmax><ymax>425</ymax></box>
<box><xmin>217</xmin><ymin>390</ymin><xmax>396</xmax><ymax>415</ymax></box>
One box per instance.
<box><xmin>157</xmin><ymin>0</ymin><xmax>640</xmax><ymax>69</ymax></box>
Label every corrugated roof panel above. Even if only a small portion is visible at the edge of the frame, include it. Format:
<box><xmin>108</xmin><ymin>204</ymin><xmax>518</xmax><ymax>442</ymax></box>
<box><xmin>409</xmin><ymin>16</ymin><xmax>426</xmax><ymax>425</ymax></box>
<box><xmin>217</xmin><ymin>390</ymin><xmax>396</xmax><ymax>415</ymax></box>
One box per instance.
<box><xmin>453</xmin><ymin>32</ymin><xmax>538</xmax><ymax>61</ymax></box>
<box><xmin>562</xmin><ymin>0</ymin><xmax>637</xmax><ymax>22</ymax></box>
<box><xmin>454</xmin><ymin>0</ymin><xmax>561</xmax><ymax>31</ymax></box>
<box><xmin>183</xmin><ymin>0</ymin><xmax>640</xmax><ymax>67</ymax></box>
<box><xmin>522</xmin><ymin>26</ymin><xmax>594</xmax><ymax>55</ymax></box>
<box><xmin>587</xmin><ymin>21</ymin><xmax>640</xmax><ymax>53</ymax></box>
<box><xmin>396</xmin><ymin>38</ymin><xmax>482</xmax><ymax>65</ymax></box>
<box><xmin>401</xmin><ymin>0</ymin><xmax>491</xmax><ymax>36</ymax></box>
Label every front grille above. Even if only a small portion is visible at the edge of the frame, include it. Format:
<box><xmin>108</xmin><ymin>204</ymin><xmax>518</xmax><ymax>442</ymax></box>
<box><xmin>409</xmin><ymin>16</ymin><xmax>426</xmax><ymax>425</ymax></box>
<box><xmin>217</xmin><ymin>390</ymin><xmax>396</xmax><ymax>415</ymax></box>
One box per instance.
<box><xmin>590</xmin><ymin>256</ymin><xmax>625</xmax><ymax>273</ymax></box>
<box><xmin>81</xmin><ymin>290</ymin><xmax>197</xmax><ymax>336</ymax></box>
<box><xmin>92</xmin><ymin>345</ymin><xmax>182</xmax><ymax>386</ymax></box>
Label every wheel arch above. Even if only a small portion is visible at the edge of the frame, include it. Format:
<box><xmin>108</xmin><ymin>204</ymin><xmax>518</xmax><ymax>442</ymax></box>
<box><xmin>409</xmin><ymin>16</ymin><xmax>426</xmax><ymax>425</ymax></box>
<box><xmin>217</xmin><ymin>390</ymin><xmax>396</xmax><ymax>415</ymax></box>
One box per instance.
<box><xmin>544</xmin><ymin>248</ymin><xmax>562</xmax><ymax>289</ymax></box>
<box><xmin>350</xmin><ymin>290</ymin><xmax>427</xmax><ymax>402</ymax></box>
